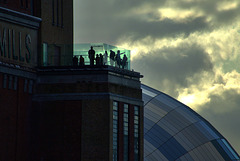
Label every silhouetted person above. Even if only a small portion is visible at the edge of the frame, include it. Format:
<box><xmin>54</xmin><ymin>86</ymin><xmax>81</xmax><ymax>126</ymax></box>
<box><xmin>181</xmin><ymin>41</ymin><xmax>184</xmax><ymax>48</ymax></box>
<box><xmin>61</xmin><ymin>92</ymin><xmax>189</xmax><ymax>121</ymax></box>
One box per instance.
<box><xmin>79</xmin><ymin>55</ymin><xmax>85</xmax><ymax>66</ymax></box>
<box><xmin>88</xmin><ymin>46</ymin><xmax>95</xmax><ymax>66</ymax></box>
<box><xmin>116</xmin><ymin>50</ymin><xmax>121</xmax><ymax>67</ymax></box>
<box><xmin>96</xmin><ymin>54</ymin><xmax>100</xmax><ymax>65</ymax></box>
<box><xmin>104</xmin><ymin>51</ymin><xmax>108</xmax><ymax>65</ymax></box>
<box><xmin>100</xmin><ymin>53</ymin><xmax>103</xmax><ymax>65</ymax></box>
<box><xmin>122</xmin><ymin>54</ymin><xmax>127</xmax><ymax>69</ymax></box>
<box><xmin>73</xmin><ymin>56</ymin><xmax>78</xmax><ymax>67</ymax></box>
<box><xmin>110</xmin><ymin>50</ymin><xmax>115</xmax><ymax>66</ymax></box>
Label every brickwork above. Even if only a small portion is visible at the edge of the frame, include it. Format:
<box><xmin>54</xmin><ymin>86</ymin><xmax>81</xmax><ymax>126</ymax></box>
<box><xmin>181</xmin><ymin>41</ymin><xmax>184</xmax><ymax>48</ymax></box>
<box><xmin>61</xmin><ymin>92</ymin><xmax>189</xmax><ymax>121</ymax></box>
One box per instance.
<box><xmin>0</xmin><ymin>72</ymin><xmax>33</xmax><ymax>161</ymax></box>
<box><xmin>31</xmin><ymin>100</ymin><xmax>82</xmax><ymax>161</ymax></box>
<box><xmin>0</xmin><ymin>1</ymin><xmax>143</xmax><ymax>160</ymax></box>
<box><xmin>33</xmin><ymin>67</ymin><xmax>143</xmax><ymax>161</ymax></box>
<box><xmin>36</xmin><ymin>82</ymin><xmax>142</xmax><ymax>99</ymax></box>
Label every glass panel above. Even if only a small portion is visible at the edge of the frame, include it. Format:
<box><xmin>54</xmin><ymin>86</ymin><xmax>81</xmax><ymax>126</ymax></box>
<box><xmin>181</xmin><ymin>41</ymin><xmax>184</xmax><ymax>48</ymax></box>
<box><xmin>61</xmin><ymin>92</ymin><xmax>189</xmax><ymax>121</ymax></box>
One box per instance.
<box><xmin>73</xmin><ymin>43</ymin><xmax>131</xmax><ymax>69</ymax></box>
<box><xmin>113</xmin><ymin>101</ymin><xmax>118</xmax><ymax>161</ymax></box>
<box><xmin>155</xmin><ymin>94</ymin><xmax>180</xmax><ymax>109</ymax></box>
<box><xmin>217</xmin><ymin>139</ymin><xmax>234</xmax><ymax>160</ymax></box>
<box><xmin>221</xmin><ymin>139</ymin><xmax>240</xmax><ymax>159</ymax></box>
<box><xmin>198</xmin><ymin>121</ymin><xmax>219</xmax><ymax>140</ymax></box>
<box><xmin>43</xmin><ymin>43</ymin><xmax>48</xmax><ymax>66</ymax></box>
<box><xmin>142</xmin><ymin>88</ymin><xmax>158</xmax><ymax>98</ymax></box>
<box><xmin>123</xmin><ymin>104</ymin><xmax>129</xmax><ymax>161</ymax></box>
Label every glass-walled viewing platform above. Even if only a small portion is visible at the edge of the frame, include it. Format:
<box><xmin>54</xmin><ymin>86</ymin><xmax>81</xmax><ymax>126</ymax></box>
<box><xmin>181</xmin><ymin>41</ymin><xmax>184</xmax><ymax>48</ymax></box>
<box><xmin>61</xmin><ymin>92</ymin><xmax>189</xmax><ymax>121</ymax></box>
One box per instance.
<box><xmin>41</xmin><ymin>43</ymin><xmax>131</xmax><ymax>70</ymax></box>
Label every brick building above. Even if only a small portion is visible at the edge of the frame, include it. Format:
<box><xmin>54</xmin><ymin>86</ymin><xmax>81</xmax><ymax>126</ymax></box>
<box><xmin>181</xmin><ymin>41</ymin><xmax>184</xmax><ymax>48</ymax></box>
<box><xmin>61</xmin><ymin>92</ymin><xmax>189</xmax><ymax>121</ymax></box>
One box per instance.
<box><xmin>0</xmin><ymin>1</ymin><xmax>143</xmax><ymax>161</ymax></box>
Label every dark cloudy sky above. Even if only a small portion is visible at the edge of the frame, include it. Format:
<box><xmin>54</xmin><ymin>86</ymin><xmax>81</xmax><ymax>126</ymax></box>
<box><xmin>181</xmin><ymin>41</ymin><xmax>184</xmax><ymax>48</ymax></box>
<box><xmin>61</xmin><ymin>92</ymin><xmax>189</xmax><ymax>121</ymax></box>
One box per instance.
<box><xmin>74</xmin><ymin>0</ymin><xmax>240</xmax><ymax>153</ymax></box>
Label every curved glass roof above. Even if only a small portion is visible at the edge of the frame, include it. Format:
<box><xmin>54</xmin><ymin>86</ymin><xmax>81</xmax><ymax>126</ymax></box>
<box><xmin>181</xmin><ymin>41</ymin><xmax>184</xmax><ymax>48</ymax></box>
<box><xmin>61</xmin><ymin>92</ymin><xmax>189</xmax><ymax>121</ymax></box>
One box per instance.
<box><xmin>142</xmin><ymin>84</ymin><xmax>240</xmax><ymax>161</ymax></box>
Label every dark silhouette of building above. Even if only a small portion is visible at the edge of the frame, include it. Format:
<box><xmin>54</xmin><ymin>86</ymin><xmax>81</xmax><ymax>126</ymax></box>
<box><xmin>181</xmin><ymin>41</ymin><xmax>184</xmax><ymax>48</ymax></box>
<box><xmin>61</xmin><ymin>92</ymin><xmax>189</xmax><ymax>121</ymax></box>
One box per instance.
<box><xmin>0</xmin><ymin>1</ymin><xmax>143</xmax><ymax>161</ymax></box>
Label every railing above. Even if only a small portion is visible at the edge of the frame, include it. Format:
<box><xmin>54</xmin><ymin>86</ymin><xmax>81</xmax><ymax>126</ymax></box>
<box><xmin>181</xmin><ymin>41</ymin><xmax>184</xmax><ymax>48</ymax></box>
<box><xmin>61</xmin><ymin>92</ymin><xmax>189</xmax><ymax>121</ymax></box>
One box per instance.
<box><xmin>40</xmin><ymin>43</ymin><xmax>131</xmax><ymax>70</ymax></box>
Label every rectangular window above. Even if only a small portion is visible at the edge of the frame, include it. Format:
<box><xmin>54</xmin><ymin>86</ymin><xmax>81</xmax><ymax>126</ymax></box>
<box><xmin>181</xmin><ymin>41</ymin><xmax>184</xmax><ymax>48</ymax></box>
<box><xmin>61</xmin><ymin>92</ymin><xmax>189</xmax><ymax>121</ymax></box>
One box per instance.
<box><xmin>8</xmin><ymin>75</ymin><xmax>12</xmax><ymax>89</ymax></box>
<box><xmin>3</xmin><ymin>74</ymin><xmax>7</xmax><ymax>88</ymax></box>
<box><xmin>43</xmin><ymin>43</ymin><xmax>48</xmax><ymax>66</ymax></box>
<box><xmin>123</xmin><ymin>104</ymin><xmax>129</xmax><ymax>161</ymax></box>
<box><xmin>113</xmin><ymin>101</ymin><xmax>118</xmax><ymax>161</ymax></box>
<box><xmin>134</xmin><ymin>106</ymin><xmax>139</xmax><ymax>161</ymax></box>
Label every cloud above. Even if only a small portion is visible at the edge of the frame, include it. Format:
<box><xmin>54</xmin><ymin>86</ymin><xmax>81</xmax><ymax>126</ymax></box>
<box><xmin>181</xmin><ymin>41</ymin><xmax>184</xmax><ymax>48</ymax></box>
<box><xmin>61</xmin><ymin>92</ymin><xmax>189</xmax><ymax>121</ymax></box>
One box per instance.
<box><xmin>132</xmin><ymin>43</ymin><xmax>213</xmax><ymax>97</ymax></box>
<box><xmin>198</xmin><ymin>89</ymin><xmax>240</xmax><ymax>154</ymax></box>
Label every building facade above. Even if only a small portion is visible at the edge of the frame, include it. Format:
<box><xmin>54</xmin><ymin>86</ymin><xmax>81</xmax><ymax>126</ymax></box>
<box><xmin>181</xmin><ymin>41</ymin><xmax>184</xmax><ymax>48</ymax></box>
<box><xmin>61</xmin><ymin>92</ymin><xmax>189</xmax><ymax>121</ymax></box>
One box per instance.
<box><xmin>0</xmin><ymin>1</ymin><xmax>143</xmax><ymax>161</ymax></box>
<box><xmin>32</xmin><ymin>66</ymin><xmax>143</xmax><ymax>161</ymax></box>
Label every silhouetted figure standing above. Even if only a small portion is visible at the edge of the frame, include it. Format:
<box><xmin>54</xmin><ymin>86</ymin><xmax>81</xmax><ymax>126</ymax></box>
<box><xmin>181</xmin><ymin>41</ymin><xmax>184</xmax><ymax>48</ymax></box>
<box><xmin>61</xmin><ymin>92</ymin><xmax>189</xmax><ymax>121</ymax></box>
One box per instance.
<box><xmin>79</xmin><ymin>55</ymin><xmax>85</xmax><ymax>66</ymax></box>
<box><xmin>110</xmin><ymin>50</ymin><xmax>115</xmax><ymax>66</ymax></box>
<box><xmin>100</xmin><ymin>53</ymin><xmax>103</xmax><ymax>65</ymax></box>
<box><xmin>88</xmin><ymin>46</ymin><xmax>95</xmax><ymax>66</ymax></box>
<box><xmin>96</xmin><ymin>54</ymin><xmax>100</xmax><ymax>65</ymax></box>
<box><xmin>122</xmin><ymin>54</ymin><xmax>127</xmax><ymax>69</ymax></box>
<box><xmin>116</xmin><ymin>50</ymin><xmax>121</xmax><ymax>68</ymax></box>
<box><xmin>73</xmin><ymin>56</ymin><xmax>78</xmax><ymax>67</ymax></box>
<box><xmin>104</xmin><ymin>51</ymin><xmax>108</xmax><ymax>65</ymax></box>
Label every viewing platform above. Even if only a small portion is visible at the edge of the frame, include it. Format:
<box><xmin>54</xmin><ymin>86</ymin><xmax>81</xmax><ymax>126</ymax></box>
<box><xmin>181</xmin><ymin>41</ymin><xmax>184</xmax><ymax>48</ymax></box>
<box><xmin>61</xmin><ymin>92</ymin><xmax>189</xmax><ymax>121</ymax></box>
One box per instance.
<box><xmin>41</xmin><ymin>43</ymin><xmax>131</xmax><ymax>70</ymax></box>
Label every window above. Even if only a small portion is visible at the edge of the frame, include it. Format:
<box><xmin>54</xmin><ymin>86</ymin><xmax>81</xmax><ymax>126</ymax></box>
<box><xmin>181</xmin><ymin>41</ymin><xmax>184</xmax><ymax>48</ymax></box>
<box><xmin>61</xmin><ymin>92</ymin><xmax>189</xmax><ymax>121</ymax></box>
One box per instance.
<box><xmin>134</xmin><ymin>106</ymin><xmax>139</xmax><ymax>161</ymax></box>
<box><xmin>43</xmin><ymin>43</ymin><xmax>48</xmax><ymax>66</ymax></box>
<box><xmin>123</xmin><ymin>104</ymin><xmax>129</xmax><ymax>161</ymax></box>
<box><xmin>113</xmin><ymin>101</ymin><xmax>118</xmax><ymax>161</ymax></box>
<box><xmin>52</xmin><ymin>0</ymin><xmax>63</xmax><ymax>27</ymax></box>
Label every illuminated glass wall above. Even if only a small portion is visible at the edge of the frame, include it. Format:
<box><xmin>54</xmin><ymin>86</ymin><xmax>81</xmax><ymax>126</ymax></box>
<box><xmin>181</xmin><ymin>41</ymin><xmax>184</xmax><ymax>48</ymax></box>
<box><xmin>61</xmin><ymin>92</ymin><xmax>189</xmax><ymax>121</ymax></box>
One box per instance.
<box><xmin>74</xmin><ymin>43</ymin><xmax>131</xmax><ymax>70</ymax></box>
<box><xmin>41</xmin><ymin>43</ymin><xmax>131</xmax><ymax>69</ymax></box>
